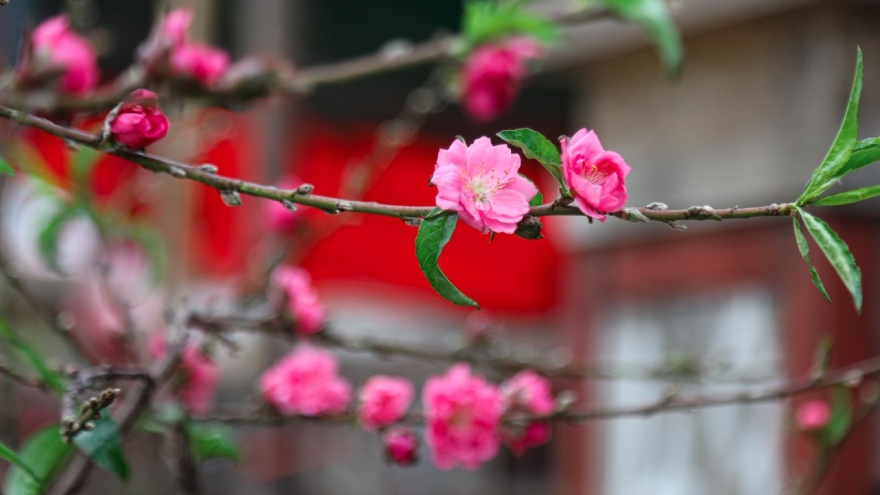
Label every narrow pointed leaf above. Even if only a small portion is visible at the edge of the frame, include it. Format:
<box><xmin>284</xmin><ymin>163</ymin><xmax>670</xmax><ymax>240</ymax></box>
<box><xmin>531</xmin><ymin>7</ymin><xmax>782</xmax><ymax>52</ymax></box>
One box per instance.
<box><xmin>4</xmin><ymin>426</ymin><xmax>72</xmax><ymax>495</ymax></box>
<box><xmin>793</xmin><ymin>217</ymin><xmax>830</xmax><ymax>302</ymax></box>
<box><xmin>831</xmin><ymin>137</ymin><xmax>880</xmax><ymax>178</ymax></box>
<box><xmin>813</xmin><ymin>184</ymin><xmax>880</xmax><ymax>206</ymax></box>
<box><xmin>37</xmin><ymin>209</ymin><xmax>77</xmax><ymax>274</ymax></box>
<box><xmin>800</xmin><ymin>49</ymin><xmax>863</xmax><ymax>203</ymax></box>
<box><xmin>498</xmin><ymin>129</ymin><xmax>565</xmax><ymax>191</ymax></box>
<box><xmin>0</xmin><ymin>440</ymin><xmax>41</xmax><ymax>489</ymax></box>
<box><xmin>186</xmin><ymin>423</ymin><xmax>240</xmax><ymax>462</ymax></box>
<box><xmin>74</xmin><ymin>416</ymin><xmax>130</xmax><ymax>481</ymax></box>
<box><xmin>415</xmin><ymin>208</ymin><xmax>479</xmax><ymax>308</ymax></box>
<box><xmin>820</xmin><ymin>387</ymin><xmax>852</xmax><ymax>448</ymax></box>
<box><xmin>599</xmin><ymin>0</ymin><xmax>684</xmax><ymax>75</ymax></box>
<box><xmin>798</xmin><ymin>208</ymin><xmax>862</xmax><ymax>312</ymax></box>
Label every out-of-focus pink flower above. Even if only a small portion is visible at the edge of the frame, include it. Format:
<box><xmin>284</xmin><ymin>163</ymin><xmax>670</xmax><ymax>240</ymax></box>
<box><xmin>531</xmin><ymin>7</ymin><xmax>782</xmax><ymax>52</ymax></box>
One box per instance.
<box><xmin>259</xmin><ymin>345</ymin><xmax>352</xmax><ymax>416</ymax></box>
<box><xmin>170</xmin><ymin>43</ymin><xmax>230</xmax><ymax>86</ymax></box>
<box><xmin>422</xmin><ymin>363</ymin><xmax>502</xmax><ymax>471</ymax></box>
<box><xmin>383</xmin><ymin>427</ymin><xmax>419</xmax><ymax>465</ymax></box>
<box><xmin>460</xmin><ymin>37</ymin><xmax>542</xmax><ymax>122</ymax></box>
<box><xmin>560</xmin><ymin>129</ymin><xmax>631</xmax><ymax>222</ymax></box>
<box><xmin>270</xmin><ymin>266</ymin><xmax>326</xmax><ymax>336</ymax></box>
<box><xmin>160</xmin><ymin>8</ymin><xmax>193</xmax><ymax>47</ymax></box>
<box><xmin>151</xmin><ymin>336</ymin><xmax>219</xmax><ymax>415</ymax></box>
<box><xmin>358</xmin><ymin>375</ymin><xmax>414</xmax><ymax>431</ymax></box>
<box><xmin>796</xmin><ymin>400</ymin><xmax>831</xmax><ymax>432</ymax></box>
<box><xmin>66</xmin><ymin>278</ymin><xmax>127</xmax><ymax>364</ymax></box>
<box><xmin>500</xmin><ymin>370</ymin><xmax>554</xmax><ymax>455</ymax></box>
<box><xmin>31</xmin><ymin>16</ymin><xmax>99</xmax><ymax>94</ymax></box>
<box><xmin>265</xmin><ymin>176</ymin><xmax>303</xmax><ymax>233</ymax></box>
<box><xmin>109</xmin><ymin>89</ymin><xmax>170</xmax><ymax>150</ymax></box>
<box><xmin>433</xmin><ymin>137</ymin><xmax>537</xmax><ymax>235</ymax></box>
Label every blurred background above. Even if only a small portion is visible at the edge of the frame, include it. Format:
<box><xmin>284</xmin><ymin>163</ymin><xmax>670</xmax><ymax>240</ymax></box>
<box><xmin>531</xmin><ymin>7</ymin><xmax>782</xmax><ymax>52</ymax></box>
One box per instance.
<box><xmin>2</xmin><ymin>0</ymin><xmax>880</xmax><ymax>494</ymax></box>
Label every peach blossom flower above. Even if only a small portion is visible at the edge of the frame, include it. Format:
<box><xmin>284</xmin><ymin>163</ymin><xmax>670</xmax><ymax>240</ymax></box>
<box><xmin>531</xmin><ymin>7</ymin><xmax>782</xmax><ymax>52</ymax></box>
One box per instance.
<box><xmin>358</xmin><ymin>375</ymin><xmax>414</xmax><ymax>431</ymax></box>
<box><xmin>31</xmin><ymin>16</ymin><xmax>99</xmax><ymax>94</ymax></box>
<box><xmin>109</xmin><ymin>89</ymin><xmax>170</xmax><ymax>150</ymax></box>
<box><xmin>170</xmin><ymin>43</ymin><xmax>230</xmax><ymax>86</ymax></box>
<box><xmin>500</xmin><ymin>370</ymin><xmax>554</xmax><ymax>455</ymax></box>
<box><xmin>433</xmin><ymin>137</ymin><xmax>537</xmax><ymax>234</ymax></box>
<box><xmin>151</xmin><ymin>336</ymin><xmax>219</xmax><ymax>415</ymax></box>
<box><xmin>796</xmin><ymin>400</ymin><xmax>831</xmax><ymax>432</ymax></box>
<box><xmin>422</xmin><ymin>363</ymin><xmax>502</xmax><ymax>471</ymax></box>
<box><xmin>259</xmin><ymin>345</ymin><xmax>352</xmax><ymax>416</ymax></box>
<box><xmin>383</xmin><ymin>427</ymin><xmax>419</xmax><ymax>465</ymax></box>
<box><xmin>461</xmin><ymin>37</ymin><xmax>542</xmax><ymax>122</ymax></box>
<box><xmin>270</xmin><ymin>266</ymin><xmax>326</xmax><ymax>336</ymax></box>
<box><xmin>560</xmin><ymin>128</ymin><xmax>631</xmax><ymax>222</ymax></box>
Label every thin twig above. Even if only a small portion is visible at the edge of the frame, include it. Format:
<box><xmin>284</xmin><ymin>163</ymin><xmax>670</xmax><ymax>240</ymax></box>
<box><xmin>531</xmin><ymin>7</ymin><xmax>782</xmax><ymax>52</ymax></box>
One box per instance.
<box><xmin>59</xmin><ymin>367</ymin><xmax>154</xmax><ymax>442</ymax></box>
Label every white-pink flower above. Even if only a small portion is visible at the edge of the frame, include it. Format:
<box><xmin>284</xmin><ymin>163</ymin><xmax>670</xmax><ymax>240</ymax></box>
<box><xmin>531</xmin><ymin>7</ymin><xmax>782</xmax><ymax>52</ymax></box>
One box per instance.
<box><xmin>422</xmin><ymin>363</ymin><xmax>502</xmax><ymax>471</ymax></box>
<box><xmin>500</xmin><ymin>370</ymin><xmax>554</xmax><ymax>455</ymax></box>
<box><xmin>259</xmin><ymin>345</ymin><xmax>352</xmax><ymax>416</ymax></box>
<box><xmin>433</xmin><ymin>137</ymin><xmax>537</xmax><ymax>234</ymax></box>
<box><xmin>270</xmin><ymin>266</ymin><xmax>326</xmax><ymax>336</ymax></box>
<box><xmin>358</xmin><ymin>375</ymin><xmax>414</xmax><ymax>431</ymax></box>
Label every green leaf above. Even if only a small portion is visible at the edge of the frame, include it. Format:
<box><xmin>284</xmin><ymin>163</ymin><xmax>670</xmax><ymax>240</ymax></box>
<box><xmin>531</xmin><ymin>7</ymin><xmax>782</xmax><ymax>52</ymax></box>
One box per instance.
<box><xmin>185</xmin><ymin>423</ymin><xmax>240</xmax><ymax>462</ymax></box>
<box><xmin>4</xmin><ymin>426</ymin><xmax>72</xmax><ymax>495</ymax></box>
<box><xmin>74</xmin><ymin>416</ymin><xmax>130</xmax><ymax>482</ymax></box>
<box><xmin>461</xmin><ymin>1</ymin><xmax>557</xmax><ymax>51</ymax></box>
<box><xmin>498</xmin><ymin>129</ymin><xmax>565</xmax><ymax>191</ymax></box>
<box><xmin>800</xmin><ymin>49</ymin><xmax>863</xmax><ymax>203</ymax></box>
<box><xmin>598</xmin><ymin>0</ymin><xmax>684</xmax><ymax>76</ymax></box>
<box><xmin>0</xmin><ymin>155</ymin><xmax>14</xmax><ymax>177</ymax></box>
<box><xmin>798</xmin><ymin>208</ymin><xmax>862</xmax><ymax>312</ymax></box>
<box><xmin>813</xmin><ymin>184</ymin><xmax>880</xmax><ymax>207</ymax></box>
<box><xmin>792</xmin><ymin>217</ymin><xmax>830</xmax><ymax>302</ymax></box>
<box><xmin>0</xmin><ymin>440</ymin><xmax>42</xmax><ymax>489</ymax></box>
<box><xmin>415</xmin><ymin>208</ymin><xmax>479</xmax><ymax>308</ymax></box>
<box><xmin>831</xmin><ymin>137</ymin><xmax>880</xmax><ymax>179</ymax></box>
<box><xmin>0</xmin><ymin>317</ymin><xmax>65</xmax><ymax>395</ymax></box>
<box><xmin>37</xmin><ymin>208</ymin><xmax>77</xmax><ymax>274</ymax></box>
<box><xmin>820</xmin><ymin>387</ymin><xmax>852</xmax><ymax>448</ymax></box>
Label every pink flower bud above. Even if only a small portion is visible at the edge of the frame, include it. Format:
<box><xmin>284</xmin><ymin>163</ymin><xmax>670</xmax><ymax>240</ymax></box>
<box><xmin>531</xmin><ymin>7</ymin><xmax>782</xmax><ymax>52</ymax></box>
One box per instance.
<box><xmin>170</xmin><ymin>43</ymin><xmax>230</xmax><ymax>86</ymax></box>
<box><xmin>160</xmin><ymin>8</ymin><xmax>193</xmax><ymax>47</ymax></box>
<box><xmin>500</xmin><ymin>370</ymin><xmax>555</xmax><ymax>455</ymax></box>
<box><xmin>259</xmin><ymin>345</ymin><xmax>352</xmax><ymax>416</ymax></box>
<box><xmin>358</xmin><ymin>376</ymin><xmax>414</xmax><ymax>431</ymax></box>
<box><xmin>30</xmin><ymin>16</ymin><xmax>99</xmax><ymax>94</ymax></box>
<box><xmin>109</xmin><ymin>89</ymin><xmax>170</xmax><ymax>150</ymax></box>
<box><xmin>269</xmin><ymin>266</ymin><xmax>326</xmax><ymax>336</ymax></box>
<box><xmin>796</xmin><ymin>400</ymin><xmax>831</xmax><ymax>432</ymax></box>
<box><xmin>433</xmin><ymin>137</ymin><xmax>537</xmax><ymax>234</ymax></box>
<box><xmin>150</xmin><ymin>335</ymin><xmax>219</xmax><ymax>415</ymax></box>
<box><xmin>460</xmin><ymin>37</ymin><xmax>542</xmax><ymax>122</ymax></box>
<box><xmin>560</xmin><ymin>129</ymin><xmax>631</xmax><ymax>222</ymax></box>
<box><xmin>383</xmin><ymin>427</ymin><xmax>419</xmax><ymax>466</ymax></box>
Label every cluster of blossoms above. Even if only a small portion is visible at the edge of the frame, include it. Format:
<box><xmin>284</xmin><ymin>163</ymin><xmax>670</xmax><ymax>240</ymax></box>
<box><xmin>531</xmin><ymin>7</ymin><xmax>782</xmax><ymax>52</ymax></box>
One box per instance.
<box><xmin>432</xmin><ymin>128</ymin><xmax>631</xmax><ymax>233</ymax></box>
<box><xmin>139</xmin><ymin>8</ymin><xmax>230</xmax><ymax>86</ymax></box>
<box><xmin>17</xmin><ymin>15</ymin><xmax>99</xmax><ymax>94</ymax></box>
<box><xmin>460</xmin><ymin>37</ymin><xmax>543</xmax><ymax>122</ymax></box>
<box><xmin>270</xmin><ymin>265</ymin><xmax>326</xmax><ymax>336</ymax></box>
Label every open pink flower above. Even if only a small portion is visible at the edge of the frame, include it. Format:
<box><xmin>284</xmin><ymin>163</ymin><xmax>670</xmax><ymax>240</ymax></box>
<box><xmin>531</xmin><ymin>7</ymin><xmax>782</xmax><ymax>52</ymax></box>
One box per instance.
<box><xmin>170</xmin><ymin>43</ymin><xmax>230</xmax><ymax>86</ymax></box>
<box><xmin>151</xmin><ymin>336</ymin><xmax>219</xmax><ymax>415</ymax></box>
<box><xmin>259</xmin><ymin>345</ymin><xmax>352</xmax><ymax>416</ymax></box>
<box><xmin>422</xmin><ymin>363</ymin><xmax>502</xmax><ymax>471</ymax></box>
<box><xmin>796</xmin><ymin>400</ymin><xmax>831</xmax><ymax>432</ymax></box>
<box><xmin>358</xmin><ymin>376</ymin><xmax>414</xmax><ymax>431</ymax></box>
<box><xmin>461</xmin><ymin>37</ymin><xmax>542</xmax><ymax>122</ymax></box>
<box><xmin>383</xmin><ymin>427</ymin><xmax>419</xmax><ymax>465</ymax></box>
<box><xmin>109</xmin><ymin>89</ymin><xmax>170</xmax><ymax>150</ymax></box>
<box><xmin>31</xmin><ymin>16</ymin><xmax>99</xmax><ymax>94</ymax></box>
<box><xmin>270</xmin><ymin>266</ymin><xmax>326</xmax><ymax>335</ymax></box>
<box><xmin>265</xmin><ymin>176</ymin><xmax>303</xmax><ymax>233</ymax></box>
<box><xmin>500</xmin><ymin>370</ymin><xmax>554</xmax><ymax>455</ymax></box>
<box><xmin>433</xmin><ymin>137</ymin><xmax>537</xmax><ymax>234</ymax></box>
<box><xmin>560</xmin><ymin>129</ymin><xmax>631</xmax><ymax>222</ymax></box>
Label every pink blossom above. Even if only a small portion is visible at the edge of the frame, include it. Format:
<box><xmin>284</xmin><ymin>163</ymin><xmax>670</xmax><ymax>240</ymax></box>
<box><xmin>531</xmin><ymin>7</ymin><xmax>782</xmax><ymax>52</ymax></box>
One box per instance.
<box><xmin>460</xmin><ymin>37</ymin><xmax>542</xmax><ymax>122</ymax></box>
<box><xmin>265</xmin><ymin>176</ymin><xmax>303</xmax><ymax>233</ymax></box>
<box><xmin>259</xmin><ymin>345</ymin><xmax>352</xmax><ymax>416</ymax></box>
<box><xmin>358</xmin><ymin>376</ymin><xmax>414</xmax><ymax>431</ymax></box>
<box><xmin>109</xmin><ymin>89</ymin><xmax>170</xmax><ymax>150</ymax></box>
<box><xmin>560</xmin><ymin>128</ymin><xmax>631</xmax><ymax>222</ymax></box>
<box><xmin>796</xmin><ymin>400</ymin><xmax>831</xmax><ymax>432</ymax></box>
<box><xmin>150</xmin><ymin>336</ymin><xmax>219</xmax><ymax>415</ymax></box>
<box><xmin>160</xmin><ymin>8</ymin><xmax>193</xmax><ymax>47</ymax></box>
<box><xmin>500</xmin><ymin>370</ymin><xmax>554</xmax><ymax>455</ymax></box>
<box><xmin>31</xmin><ymin>16</ymin><xmax>99</xmax><ymax>94</ymax></box>
<box><xmin>170</xmin><ymin>43</ymin><xmax>230</xmax><ymax>86</ymax></box>
<box><xmin>383</xmin><ymin>427</ymin><xmax>419</xmax><ymax>465</ymax></box>
<box><xmin>433</xmin><ymin>137</ymin><xmax>537</xmax><ymax>234</ymax></box>
<box><xmin>270</xmin><ymin>266</ymin><xmax>326</xmax><ymax>335</ymax></box>
<box><xmin>422</xmin><ymin>363</ymin><xmax>502</xmax><ymax>471</ymax></box>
